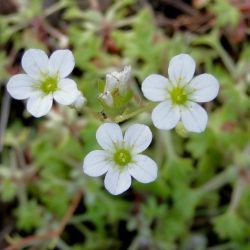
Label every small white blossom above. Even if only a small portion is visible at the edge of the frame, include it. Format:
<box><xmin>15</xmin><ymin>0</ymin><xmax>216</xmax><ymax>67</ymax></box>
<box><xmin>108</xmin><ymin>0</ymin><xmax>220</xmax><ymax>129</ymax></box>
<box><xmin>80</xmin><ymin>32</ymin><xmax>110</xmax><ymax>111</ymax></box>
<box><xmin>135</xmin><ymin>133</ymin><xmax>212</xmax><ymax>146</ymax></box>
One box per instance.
<box><xmin>83</xmin><ymin>123</ymin><xmax>158</xmax><ymax>195</ymax></box>
<box><xmin>99</xmin><ymin>65</ymin><xmax>131</xmax><ymax>106</ymax></box>
<box><xmin>142</xmin><ymin>54</ymin><xmax>219</xmax><ymax>133</ymax></box>
<box><xmin>7</xmin><ymin>49</ymin><xmax>80</xmax><ymax>117</ymax></box>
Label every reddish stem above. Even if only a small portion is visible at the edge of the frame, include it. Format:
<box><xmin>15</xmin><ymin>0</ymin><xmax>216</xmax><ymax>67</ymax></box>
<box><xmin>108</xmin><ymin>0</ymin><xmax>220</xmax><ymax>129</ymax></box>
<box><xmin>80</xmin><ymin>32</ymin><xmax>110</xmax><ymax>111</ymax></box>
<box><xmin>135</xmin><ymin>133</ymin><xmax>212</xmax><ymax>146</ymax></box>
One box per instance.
<box><xmin>5</xmin><ymin>191</ymin><xmax>82</xmax><ymax>250</ymax></box>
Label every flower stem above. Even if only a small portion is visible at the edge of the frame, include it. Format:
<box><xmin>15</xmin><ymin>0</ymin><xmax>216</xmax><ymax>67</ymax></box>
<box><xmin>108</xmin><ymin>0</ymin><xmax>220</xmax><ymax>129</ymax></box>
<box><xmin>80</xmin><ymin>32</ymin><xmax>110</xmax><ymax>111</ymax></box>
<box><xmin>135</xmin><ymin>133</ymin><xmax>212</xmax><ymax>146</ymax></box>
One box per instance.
<box><xmin>114</xmin><ymin>102</ymin><xmax>156</xmax><ymax>123</ymax></box>
<box><xmin>197</xmin><ymin>166</ymin><xmax>238</xmax><ymax>195</ymax></box>
<box><xmin>0</xmin><ymin>89</ymin><xmax>10</xmax><ymax>152</ymax></box>
<box><xmin>228</xmin><ymin>178</ymin><xmax>245</xmax><ymax>213</ymax></box>
<box><xmin>160</xmin><ymin>131</ymin><xmax>178</xmax><ymax>163</ymax></box>
<box><xmin>215</xmin><ymin>43</ymin><xmax>237</xmax><ymax>79</ymax></box>
<box><xmin>43</xmin><ymin>1</ymin><xmax>68</xmax><ymax>17</ymax></box>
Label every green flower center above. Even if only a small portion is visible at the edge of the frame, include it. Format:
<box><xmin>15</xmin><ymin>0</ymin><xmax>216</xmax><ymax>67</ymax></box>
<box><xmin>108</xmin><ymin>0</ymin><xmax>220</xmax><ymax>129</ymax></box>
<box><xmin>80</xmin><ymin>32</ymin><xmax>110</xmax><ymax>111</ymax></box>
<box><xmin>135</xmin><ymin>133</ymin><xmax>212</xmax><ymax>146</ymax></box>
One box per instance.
<box><xmin>40</xmin><ymin>75</ymin><xmax>58</xmax><ymax>94</ymax></box>
<box><xmin>169</xmin><ymin>86</ymin><xmax>188</xmax><ymax>105</ymax></box>
<box><xmin>113</xmin><ymin>149</ymin><xmax>132</xmax><ymax>167</ymax></box>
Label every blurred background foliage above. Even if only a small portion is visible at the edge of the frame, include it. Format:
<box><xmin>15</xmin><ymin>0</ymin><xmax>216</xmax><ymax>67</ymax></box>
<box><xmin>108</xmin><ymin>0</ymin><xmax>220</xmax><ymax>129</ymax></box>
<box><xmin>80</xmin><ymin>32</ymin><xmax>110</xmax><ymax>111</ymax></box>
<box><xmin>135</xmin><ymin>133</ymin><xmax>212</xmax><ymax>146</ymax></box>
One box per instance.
<box><xmin>0</xmin><ymin>0</ymin><xmax>250</xmax><ymax>249</ymax></box>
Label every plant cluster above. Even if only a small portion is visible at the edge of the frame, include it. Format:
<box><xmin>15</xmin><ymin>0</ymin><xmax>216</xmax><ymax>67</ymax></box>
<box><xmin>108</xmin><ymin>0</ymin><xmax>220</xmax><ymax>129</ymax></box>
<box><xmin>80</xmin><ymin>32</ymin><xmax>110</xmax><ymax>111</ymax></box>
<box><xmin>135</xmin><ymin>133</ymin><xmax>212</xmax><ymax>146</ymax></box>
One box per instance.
<box><xmin>0</xmin><ymin>0</ymin><xmax>249</xmax><ymax>249</ymax></box>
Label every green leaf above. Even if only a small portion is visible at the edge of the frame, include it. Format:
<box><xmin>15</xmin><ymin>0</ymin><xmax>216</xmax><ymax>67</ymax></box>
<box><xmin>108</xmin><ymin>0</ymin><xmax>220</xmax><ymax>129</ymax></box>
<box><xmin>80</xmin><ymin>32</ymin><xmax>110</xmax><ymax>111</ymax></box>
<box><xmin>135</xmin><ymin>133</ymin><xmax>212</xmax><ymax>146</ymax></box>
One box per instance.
<box><xmin>15</xmin><ymin>200</ymin><xmax>42</xmax><ymax>231</ymax></box>
<box><xmin>213</xmin><ymin>212</ymin><xmax>248</xmax><ymax>240</ymax></box>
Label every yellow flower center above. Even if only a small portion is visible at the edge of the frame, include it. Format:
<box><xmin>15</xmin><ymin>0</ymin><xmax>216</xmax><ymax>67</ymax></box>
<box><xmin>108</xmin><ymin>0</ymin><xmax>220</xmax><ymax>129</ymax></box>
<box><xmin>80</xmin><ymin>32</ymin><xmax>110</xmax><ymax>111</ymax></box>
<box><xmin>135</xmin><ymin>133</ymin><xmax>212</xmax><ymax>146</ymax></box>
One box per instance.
<box><xmin>169</xmin><ymin>86</ymin><xmax>188</xmax><ymax>105</ymax></box>
<box><xmin>40</xmin><ymin>75</ymin><xmax>58</xmax><ymax>94</ymax></box>
<box><xmin>113</xmin><ymin>149</ymin><xmax>132</xmax><ymax>167</ymax></box>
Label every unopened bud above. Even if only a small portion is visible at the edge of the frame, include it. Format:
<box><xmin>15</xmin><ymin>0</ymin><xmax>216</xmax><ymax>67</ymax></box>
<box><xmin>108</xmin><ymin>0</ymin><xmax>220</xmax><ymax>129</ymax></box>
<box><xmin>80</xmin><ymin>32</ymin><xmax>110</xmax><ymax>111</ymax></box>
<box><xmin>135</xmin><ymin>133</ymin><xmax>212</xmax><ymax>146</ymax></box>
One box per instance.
<box><xmin>72</xmin><ymin>91</ymin><xmax>86</xmax><ymax>110</ymax></box>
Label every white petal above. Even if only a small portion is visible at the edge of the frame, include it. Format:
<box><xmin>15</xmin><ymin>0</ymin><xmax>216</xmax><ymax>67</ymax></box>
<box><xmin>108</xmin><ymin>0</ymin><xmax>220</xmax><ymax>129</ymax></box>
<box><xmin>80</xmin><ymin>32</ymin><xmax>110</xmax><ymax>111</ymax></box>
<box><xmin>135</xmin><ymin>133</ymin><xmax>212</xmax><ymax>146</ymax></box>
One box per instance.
<box><xmin>128</xmin><ymin>155</ymin><xmax>158</xmax><ymax>183</ymax></box>
<box><xmin>120</xmin><ymin>65</ymin><xmax>131</xmax><ymax>83</ymax></box>
<box><xmin>96</xmin><ymin>123</ymin><xmax>123</xmax><ymax>151</ymax></box>
<box><xmin>168</xmin><ymin>54</ymin><xmax>195</xmax><ymax>84</ymax></box>
<box><xmin>190</xmin><ymin>74</ymin><xmax>219</xmax><ymax>102</ymax></box>
<box><xmin>7</xmin><ymin>74</ymin><xmax>36</xmax><ymax>100</ymax></box>
<box><xmin>21</xmin><ymin>49</ymin><xmax>49</xmax><ymax>79</ymax></box>
<box><xmin>141</xmin><ymin>74</ymin><xmax>170</xmax><ymax>101</ymax></box>
<box><xmin>105</xmin><ymin>65</ymin><xmax>131</xmax><ymax>93</ymax></box>
<box><xmin>53</xmin><ymin>78</ymin><xmax>78</xmax><ymax>105</ymax></box>
<box><xmin>181</xmin><ymin>102</ymin><xmax>208</xmax><ymax>133</ymax></box>
<box><xmin>105</xmin><ymin>74</ymin><xmax>118</xmax><ymax>92</ymax></box>
<box><xmin>83</xmin><ymin>150</ymin><xmax>112</xmax><ymax>177</ymax></box>
<box><xmin>152</xmin><ymin>101</ymin><xmax>180</xmax><ymax>130</ymax></box>
<box><xmin>118</xmin><ymin>65</ymin><xmax>131</xmax><ymax>93</ymax></box>
<box><xmin>110</xmin><ymin>65</ymin><xmax>131</xmax><ymax>83</ymax></box>
<box><xmin>104</xmin><ymin>168</ymin><xmax>131</xmax><ymax>195</ymax></box>
<box><xmin>26</xmin><ymin>93</ymin><xmax>53</xmax><ymax>117</ymax></box>
<box><xmin>49</xmin><ymin>50</ymin><xmax>75</xmax><ymax>78</ymax></box>
<box><xmin>124</xmin><ymin>124</ymin><xmax>152</xmax><ymax>154</ymax></box>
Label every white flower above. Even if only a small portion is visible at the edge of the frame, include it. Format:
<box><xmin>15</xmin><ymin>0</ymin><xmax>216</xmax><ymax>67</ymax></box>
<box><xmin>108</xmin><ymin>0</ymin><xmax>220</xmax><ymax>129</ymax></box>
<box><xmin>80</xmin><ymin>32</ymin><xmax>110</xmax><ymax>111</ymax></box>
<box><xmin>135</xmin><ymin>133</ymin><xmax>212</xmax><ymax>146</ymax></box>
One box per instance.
<box><xmin>99</xmin><ymin>65</ymin><xmax>131</xmax><ymax>106</ymax></box>
<box><xmin>7</xmin><ymin>49</ymin><xmax>79</xmax><ymax>117</ymax></box>
<box><xmin>83</xmin><ymin>123</ymin><xmax>158</xmax><ymax>195</ymax></box>
<box><xmin>72</xmin><ymin>90</ymin><xmax>86</xmax><ymax>110</ymax></box>
<box><xmin>142</xmin><ymin>54</ymin><xmax>219</xmax><ymax>133</ymax></box>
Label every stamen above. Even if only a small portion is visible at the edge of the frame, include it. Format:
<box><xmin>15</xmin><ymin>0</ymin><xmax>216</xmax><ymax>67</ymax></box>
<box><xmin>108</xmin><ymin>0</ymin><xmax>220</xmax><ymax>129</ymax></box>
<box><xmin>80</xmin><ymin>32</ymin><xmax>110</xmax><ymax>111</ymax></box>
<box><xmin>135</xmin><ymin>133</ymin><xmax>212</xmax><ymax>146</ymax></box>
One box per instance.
<box><xmin>114</xmin><ymin>149</ymin><xmax>132</xmax><ymax>167</ymax></box>
<box><xmin>169</xmin><ymin>86</ymin><xmax>188</xmax><ymax>105</ymax></box>
<box><xmin>40</xmin><ymin>75</ymin><xmax>58</xmax><ymax>94</ymax></box>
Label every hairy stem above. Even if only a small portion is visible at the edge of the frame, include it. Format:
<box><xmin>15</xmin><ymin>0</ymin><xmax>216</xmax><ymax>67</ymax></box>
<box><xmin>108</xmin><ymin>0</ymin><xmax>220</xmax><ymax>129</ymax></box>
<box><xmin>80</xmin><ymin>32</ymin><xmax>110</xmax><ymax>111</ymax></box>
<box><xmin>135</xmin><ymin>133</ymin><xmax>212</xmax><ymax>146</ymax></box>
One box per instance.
<box><xmin>198</xmin><ymin>166</ymin><xmax>238</xmax><ymax>194</ymax></box>
<box><xmin>215</xmin><ymin>43</ymin><xmax>237</xmax><ymax>78</ymax></box>
<box><xmin>114</xmin><ymin>102</ymin><xmax>156</xmax><ymax>123</ymax></box>
<box><xmin>228</xmin><ymin>178</ymin><xmax>245</xmax><ymax>213</ymax></box>
<box><xmin>160</xmin><ymin>131</ymin><xmax>178</xmax><ymax>163</ymax></box>
<box><xmin>5</xmin><ymin>191</ymin><xmax>82</xmax><ymax>250</ymax></box>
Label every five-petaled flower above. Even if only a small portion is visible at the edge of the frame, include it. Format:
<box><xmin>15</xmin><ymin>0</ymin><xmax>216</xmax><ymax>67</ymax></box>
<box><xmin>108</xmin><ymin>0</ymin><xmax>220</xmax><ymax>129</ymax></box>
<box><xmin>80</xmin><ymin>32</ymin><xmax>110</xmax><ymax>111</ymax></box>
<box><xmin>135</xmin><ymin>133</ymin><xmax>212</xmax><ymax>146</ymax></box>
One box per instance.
<box><xmin>99</xmin><ymin>65</ymin><xmax>131</xmax><ymax>106</ymax></box>
<box><xmin>83</xmin><ymin>123</ymin><xmax>158</xmax><ymax>195</ymax></box>
<box><xmin>142</xmin><ymin>54</ymin><xmax>219</xmax><ymax>133</ymax></box>
<box><xmin>7</xmin><ymin>49</ymin><xmax>83</xmax><ymax>117</ymax></box>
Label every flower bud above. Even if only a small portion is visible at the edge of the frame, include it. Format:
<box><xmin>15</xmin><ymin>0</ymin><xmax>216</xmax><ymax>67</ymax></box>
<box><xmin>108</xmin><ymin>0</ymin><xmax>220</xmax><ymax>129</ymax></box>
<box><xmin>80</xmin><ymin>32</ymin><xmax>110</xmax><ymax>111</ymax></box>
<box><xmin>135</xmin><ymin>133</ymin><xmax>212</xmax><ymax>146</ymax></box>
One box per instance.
<box><xmin>72</xmin><ymin>91</ymin><xmax>86</xmax><ymax>110</ymax></box>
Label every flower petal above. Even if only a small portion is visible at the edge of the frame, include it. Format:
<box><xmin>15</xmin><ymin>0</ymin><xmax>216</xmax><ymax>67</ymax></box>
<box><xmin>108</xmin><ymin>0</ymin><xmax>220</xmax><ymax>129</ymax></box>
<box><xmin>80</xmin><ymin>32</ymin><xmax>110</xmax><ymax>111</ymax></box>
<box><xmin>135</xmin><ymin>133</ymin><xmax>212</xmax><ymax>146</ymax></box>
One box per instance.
<box><xmin>26</xmin><ymin>93</ymin><xmax>53</xmax><ymax>117</ymax></box>
<box><xmin>21</xmin><ymin>49</ymin><xmax>49</xmax><ymax>79</ymax></box>
<box><xmin>168</xmin><ymin>54</ymin><xmax>195</xmax><ymax>84</ymax></box>
<box><xmin>118</xmin><ymin>65</ymin><xmax>131</xmax><ymax>93</ymax></box>
<box><xmin>83</xmin><ymin>150</ymin><xmax>112</xmax><ymax>177</ymax></box>
<box><xmin>181</xmin><ymin>102</ymin><xmax>208</xmax><ymax>133</ymax></box>
<box><xmin>128</xmin><ymin>154</ymin><xmax>158</xmax><ymax>183</ymax></box>
<box><xmin>141</xmin><ymin>74</ymin><xmax>170</xmax><ymax>101</ymax></box>
<box><xmin>53</xmin><ymin>78</ymin><xmax>78</xmax><ymax>105</ymax></box>
<box><xmin>152</xmin><ymin>101</ymin><xmax>180</xmax><ymax>130</ymax></box>
<box><xmin>124</xmin><ymin>124</ymin><xmax>152</xmax><ymax>154</ymax></box>
<box><xmin>104</xmin><ymin>74</ymin><xmax>118</xmax><ymax>92</ymax></box>
<box><xmin>120</xmin><ymin>65</ymin><xmax>131</xmax><ymax>83</ymax></box>
<box><xmin>49</xmin><ymin>50</ymin><xmax>75</xmax><ymax>78</ymax></box>
<box><xmin>190</xmin><ymin>73</ymin><xmax>219</xmax><ymax>102</ymax></box>
<box><xmin>7</xmin><ymin>74</ymin><xmax>37</xmax><ymax>100</ymax></box>
<box><xmin>96</xmin><ymin>123</ymin><xmax>123</xmax><ymax>151</ymax></box>
<box><xmin>104</xmin><ymin>168</ymin><xmax>131</xmax><ymax>195</ymax></box>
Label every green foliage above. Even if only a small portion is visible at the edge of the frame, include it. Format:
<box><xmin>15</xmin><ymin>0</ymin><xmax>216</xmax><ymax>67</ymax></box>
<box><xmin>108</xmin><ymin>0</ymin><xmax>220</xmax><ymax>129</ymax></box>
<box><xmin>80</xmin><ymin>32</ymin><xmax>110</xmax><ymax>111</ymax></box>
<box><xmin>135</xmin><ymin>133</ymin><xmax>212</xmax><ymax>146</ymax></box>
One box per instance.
<box><xmin>0</xmin><ymin>179</ymin><xmax>18</xmax><ymax>202</ymax></box>
<box><xmin>213</xmin><ymin>212</ymin><xmax>249</xmax><ymax>241</ymax></box>
<box><xmin>0</xmin><ymin>0</ymin><xmax>250</xmax><ymax>249</ymax></box>
<box><xmin>210</xmin><ymin>0</ymin><xmax>241</xmax><ymax>28</ymax></box>
<box><xmin>15</xmin><ymin>200</ymin><xmax>42</xmax><ymax>231</ymax></box>
<box><xmin>112</xmin><ymin>8</ymin><xmax>167</xmax><ymax>79</ymax></box>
